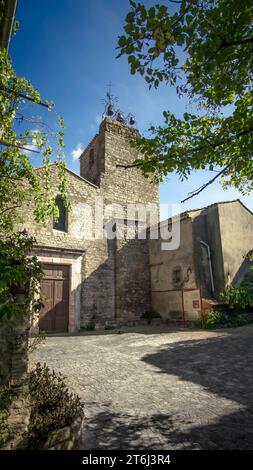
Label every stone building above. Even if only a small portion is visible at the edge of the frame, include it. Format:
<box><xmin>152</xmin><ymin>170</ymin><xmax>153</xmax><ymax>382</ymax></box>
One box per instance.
<box><xmin>18</xmin><ymin>117</ymin><xmax>253</xmax><ymax>332</ymax></box>
<box><xmin>150</xmin><ymin>200</ymin><xmax>253</xmax><ymax>322</ymax></box>
<box><xmin>22</xmin><ymin>118</ymin><xmax>159</xmax><ymax>333</ymax></box>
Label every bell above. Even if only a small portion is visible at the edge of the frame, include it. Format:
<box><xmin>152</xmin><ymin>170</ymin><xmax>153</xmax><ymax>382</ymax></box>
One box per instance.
<box><xmin>116</xmin><ymin>112</ymin><xmax>124</xmax><ymax>123</ymax></box>
<box><xmin>129</xmin><ymin>116</ymin><xmax>135</xmax><ymax>126</ymax></box>
<box><xmin>107</xmin><ymin>104</ymin><xmax>114</xmax><ymax>117</ymax></box>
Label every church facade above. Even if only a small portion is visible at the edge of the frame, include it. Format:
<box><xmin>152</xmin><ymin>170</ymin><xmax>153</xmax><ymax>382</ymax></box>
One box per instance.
<box><xmin>19</xmin><ymin>118</ymin><xmax>253</xmax><ymax>333</ymax></box>
<box><xmin>24</xmin><ymin>118</ymin><xmax>159</xmax><ymax>333</ymax></box>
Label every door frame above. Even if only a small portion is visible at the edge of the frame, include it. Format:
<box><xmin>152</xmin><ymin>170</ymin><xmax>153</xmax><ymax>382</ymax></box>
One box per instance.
<box><xmin>40</xmin><ymin>262</ymin><xmax>72</xmax><ymax>333</ymax></box>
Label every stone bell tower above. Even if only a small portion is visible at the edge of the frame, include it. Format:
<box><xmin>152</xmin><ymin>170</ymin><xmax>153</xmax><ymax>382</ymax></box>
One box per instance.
<box><xmin>80</xmin><ymin>117</ymin><xmax>159</xmax><ymax>210</ymax></box>
<box><xmin>79</xmin><ymin>116</ymin><xmax>160</xmax><ymax>324</ymax></box>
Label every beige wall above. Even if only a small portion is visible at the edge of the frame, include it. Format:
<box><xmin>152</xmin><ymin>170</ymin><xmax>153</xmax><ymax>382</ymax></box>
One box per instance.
<box><xmin>150</xmin><ymin>200</ymin><xmax>253</xmax><ymax>320</ymax></box>
<box><xmin>150</xmin><ymin>217</ymin><xmax>197</xmax><ymax>320</ymax></box>
<box><xmin>218</xmin><ymin>201</ymin><xmax>253</xmax><ymax>286</ymax></box>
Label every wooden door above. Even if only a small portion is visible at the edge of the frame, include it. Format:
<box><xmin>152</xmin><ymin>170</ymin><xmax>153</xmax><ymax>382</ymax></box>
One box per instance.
<box><xmin>39</xmin><ymin>264</ymin><xmax>70</xmax><ymax>333</ymax></box>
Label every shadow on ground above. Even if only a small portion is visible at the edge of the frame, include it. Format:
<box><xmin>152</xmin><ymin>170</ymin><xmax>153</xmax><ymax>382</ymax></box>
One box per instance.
<box><xmin>81</xmin><ymin>408</ymin><xmax>253</xmax><ymax>450</ymax></box>
<box><xmin>81</xmin><ymin>328</ymin><xmax>253</xmax><ymax>450</ymax></box>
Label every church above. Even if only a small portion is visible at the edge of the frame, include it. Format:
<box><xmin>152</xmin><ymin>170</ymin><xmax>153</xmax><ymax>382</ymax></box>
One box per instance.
<box><xmin>25</xmin><ymin>117</ymin><xmax>159</xmax><ymax>333</ymax></box>
<box><xmin>20</xmin><ymin>116</ymin><xmax>253</xmax><ymax>334</ymax></box>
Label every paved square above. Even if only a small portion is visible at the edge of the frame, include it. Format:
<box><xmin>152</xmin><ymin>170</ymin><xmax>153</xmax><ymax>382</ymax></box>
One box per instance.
<box><xmin>30</xmin><ymin>325</ymin><xmax>253</xmax><ymax>449</ymax></box>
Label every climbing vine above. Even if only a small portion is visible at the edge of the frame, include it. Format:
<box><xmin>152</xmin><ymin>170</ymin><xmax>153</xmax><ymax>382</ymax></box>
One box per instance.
<box><xmin>0</xmin><ymin>49</ymin><xmax>69</xmax><ymax>234</ymax></box>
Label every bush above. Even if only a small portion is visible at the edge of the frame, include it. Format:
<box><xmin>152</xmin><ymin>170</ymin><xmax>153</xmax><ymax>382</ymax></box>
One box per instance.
<box><xmin>221</xmin><ymin>284</ymin><xmax>253</xmax><ymax>310</ymax></box>
<box><xmin>202</xmin><ymin>309</ymin><xmax>222</xmax><ymax>328</ymax></box>
<box><xmin>202</xmin><ymin>309</ymin><xmax>251</xmax><ymax>329</ymax></box>
<box><xmin>240</xmin><ymin>271</ymin><xmax>253</xmax><ymax>289</ymax></box>
<box><xmin>80</xmin><ymin>322</ymin><xmax>95</xmax><ymax>331</ymax></box>
<box><xmin>29</xmin><ymin>363</ymin><xmax>83</xmax><ymax>442</ymax></box>
<box><xmin>104</xmin><ymin>324</ymin><xmax>115</xmax><ymax>330</ymax></box>
<box><xmin>28</xmin><ymin>330</ymin><xmax>46</xmax><ymax>353</ymax></box>
<box><xmin>141</xmin><ymin>310</ymin><xmax>161</xmax><ymax>325</ymax></box>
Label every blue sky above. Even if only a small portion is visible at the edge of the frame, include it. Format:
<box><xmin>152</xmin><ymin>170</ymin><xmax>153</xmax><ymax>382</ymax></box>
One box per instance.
<box><xmin>11</xmin><ymin>0</ymin><xmax>253</xmax><ymax>219</ymax></box>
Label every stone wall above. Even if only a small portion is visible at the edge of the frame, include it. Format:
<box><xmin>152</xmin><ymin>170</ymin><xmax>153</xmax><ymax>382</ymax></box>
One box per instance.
<box><xmin>43</xmin><ymin>415</ymin><xmax>83</xmax><ymax>450</ymax></box>
<box><xmin>79</xmin><ymin>119</ymin><xmax>160</xmax><ymax>325</ymax></box>
<box><xmin>15</xmin><ymin>118</ymin><xmax>160</xmax><ymax>329</ymax></box>
<box><xmin>0</xmin><ymin>313</ymin><xmax>30</xmax><ymax>449</ymax></box>
<box><xmin>114</xmin><ymin>221</ymin><xmax>151</xmax><ymax>321</ymax></box>
<box><xmin>150</xmin><ymin>217</ymin><xmax>196</xmax><ymax>321</ymax></box>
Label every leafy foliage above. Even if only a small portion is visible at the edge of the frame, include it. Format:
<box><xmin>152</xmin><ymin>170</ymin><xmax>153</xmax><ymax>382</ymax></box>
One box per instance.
<box><xmin>28</xmin><ymin>330</ymin><xmax>46</xmax><ymax>354</ymax></box>
<box><xmin>202</xmin><ymin>309</ymin><xmax>222</xmax><ymax>328</ymax></box>
<box><xmin>240</xmin><ymin>271</ymin><xmax>253</xmax><ymax>289</ymax></box>
<box><xmin>0</xmin><ymin>232</ymin><xmax>43</xmax><ymax>319</ymax></box>
<box><xmin>80</xmin><ymin>322</ymin><xmax>95</xmax><ymax>331</ymax></box>
<box><xmin>118</xmin><ymin>1</ymin><xmax>253</xmax><ymax>194</ymax></box>
<box><xmin>246</xmin><ymin>250</ymin><xmax>253</xmax><ymax>267</ymax></box>
<box><xmin>221</xmin><ymin>284</ymin><xmax>253</xmax><ymax>310</ymax></box>
<box><xmin>29</xmin><ymin>363</ymin><xmax>83</xmax><ymax>442</ymax></box>
<box><xmin>0</xmin><ymin>49</ymin><xmax>69</xmax><ymax>233</ymax></box>
<box><xmin>202</xmin><ymin>308</ymin><xmax>251</xmax><ymax>328</ymax></box>
<box><xmin>104</xmin><ymin>324</ymin><xmax>116</xmax><ymax>330</ymax></box>
<box><xmin>141</xmin><ymin>309</ymin><xmax>161</xmax><ymax>324</ymax></box>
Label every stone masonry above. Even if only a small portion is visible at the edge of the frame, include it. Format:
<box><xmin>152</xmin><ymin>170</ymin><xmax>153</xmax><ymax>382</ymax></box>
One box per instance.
<box><xmin>17</xmin><ymin>118</ymin><xmax>159</xmax><ymax>332</ymax></box>
<box><xmin>0</xmin><ymin>313</ymin><xmax>30</xmax><ymax>449</ymax></box>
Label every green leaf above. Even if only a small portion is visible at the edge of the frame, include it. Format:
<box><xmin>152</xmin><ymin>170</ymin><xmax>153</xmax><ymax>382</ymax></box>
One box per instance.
<box><xmin>126</xmin><ymin>12</ymin><xmax>135</xmax><ymax>23</ymax></box>
<box><xmin>118</xmin><ymin>36</ymin><xmax>127</xmax><ymax>47</ymax></box>
<box><xmin>149</xmin><ymin>7</ymin><xmax>156</xmax><ymax>19</ymax></box>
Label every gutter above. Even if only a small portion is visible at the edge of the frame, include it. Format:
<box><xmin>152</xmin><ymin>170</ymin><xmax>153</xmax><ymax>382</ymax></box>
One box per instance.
<box><xmin>200</xmin><ymin>240</ymin><xmax>215</xmax><ymax>295</ymax></box>
<box><xmin>0</xmin><ymin>0</ymin><xmax>18</xmax><ymax>52</ymax></box>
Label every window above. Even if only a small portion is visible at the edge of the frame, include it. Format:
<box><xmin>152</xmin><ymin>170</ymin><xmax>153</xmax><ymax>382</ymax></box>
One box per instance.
<box><xmin>53</xmin><ymin>196</ymin><xmax>67</xmax><ymax>232</ymax></box>
<box><xmin>89</xmin><ymin>148</ymin><xmax>94</xmax><ymax>168</ymax></box>
<box><xmin>172</xmin><ymin>267</ymin><xmax>182</xmax><ymax>286</ymax></box>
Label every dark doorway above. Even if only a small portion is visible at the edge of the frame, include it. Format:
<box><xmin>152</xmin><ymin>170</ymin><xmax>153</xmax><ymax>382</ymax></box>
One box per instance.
<box><xmin>39</xmin><ymin>264</ymin><xmax>70</xmax><ymax>333</ymax></box>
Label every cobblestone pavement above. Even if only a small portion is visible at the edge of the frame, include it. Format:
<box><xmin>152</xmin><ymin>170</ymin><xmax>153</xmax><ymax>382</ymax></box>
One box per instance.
<box><xmin>30</xmin><ymin>325</ymin><xmax>253</xmax><ymax>450</ymax></box>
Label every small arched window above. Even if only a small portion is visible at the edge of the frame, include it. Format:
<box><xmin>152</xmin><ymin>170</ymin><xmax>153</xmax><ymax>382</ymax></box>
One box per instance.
<box><xmin>53</xmin><ymin>196</ymin><xmax>67</xmax><ymax>232</ymax></box>
<box><xmin>89</xmin><ymin>148</ymin><xmax>94</xmax><ymax>168</ymax></box>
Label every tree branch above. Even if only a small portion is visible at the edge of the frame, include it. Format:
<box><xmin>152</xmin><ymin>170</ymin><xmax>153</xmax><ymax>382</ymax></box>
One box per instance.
<box><xmin>0</xmin><ymin>86</ymin><xmax>50</xmax><ymax>109</ymax></box>
<box><xmin>15</xmin><ymin>112</ymin><xmax>54</xmax><ymax>132</ymax></box>
<box><xmin>116</xmin><ymin>161</ymin><xmax>143</xmax><ymax>169</ymax></box>
<box><xmin>0</xmin><ymin>204</ymin><xmax>21</xmax><ymax>216</ymax></box>
<box><xmin>0</xmin><ymin>175</ymin><xmax>21</xmax><ymax>179</ymax></box>
<box><xmin>181</xmin><ymin>163</ymin><xmax>232</xmax><ymax>203</ymax></box>
<box><xmin>220</xmin><ymin>37</ymin><xmax>253</xmax><ymax>48</ymax></box>
<box><xmin>116</xmin><ymin>126</ymin><xmax>253</xmax><ymax>169</ymax></box>
<box><xmin>172</xmin><ymin>1</ymin><xmax>194</xmax><ymax>27</ymax></box>
<box><xmin>0</xmin><ymin>139</ymin><xmax>40</xmax><ymax>154</ymax></box>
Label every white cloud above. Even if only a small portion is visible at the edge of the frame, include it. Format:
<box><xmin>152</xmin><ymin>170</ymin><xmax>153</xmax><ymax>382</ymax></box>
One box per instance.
<box><xmin>22</xmin><ymin>143</ymin><xmax>37</xmax><ymax>155</ymax></box>
<box><xmin>95</xmin><ymin>114</ymin><xmax>102</xmax><ymax>124</ymax></box>
<box><xmin>71</xmin><ymin>143</ymin><xmax>84</xmax><ymax>161</ymax></box>
<box><xmin>22</xmin><ymin>129</ymin><xmax>41</xmax><ymax>154</ymax></box>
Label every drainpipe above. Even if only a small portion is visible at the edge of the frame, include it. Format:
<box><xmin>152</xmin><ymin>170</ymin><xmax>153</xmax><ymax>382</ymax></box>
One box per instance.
<box><xmin>0</xmin><ymin>0</ymin><xmax>18</xmax><ymax>53</ymax></box>
<box><xmin>200</xmin><ymin>240</ymin><xmax>215</xmax><ymax>295</ymax></box>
